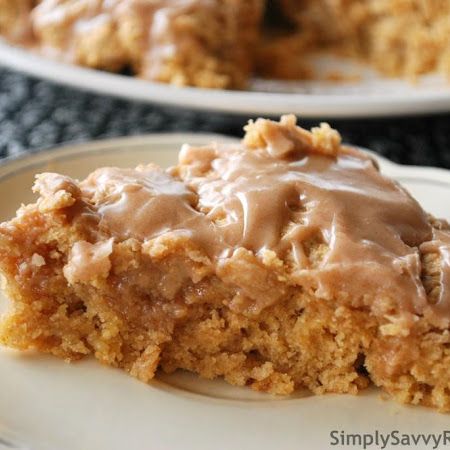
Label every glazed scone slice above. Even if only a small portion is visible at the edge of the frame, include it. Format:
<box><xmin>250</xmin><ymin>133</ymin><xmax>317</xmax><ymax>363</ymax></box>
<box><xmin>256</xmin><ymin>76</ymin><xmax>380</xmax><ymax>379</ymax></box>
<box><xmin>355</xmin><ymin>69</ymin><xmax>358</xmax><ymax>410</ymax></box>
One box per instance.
<box><xmin>271</xmin><ymin>0</ymin><xmax>450</xmax><ymax>80</ymax></box>
<box><xmin>116</xmin><ymin>0</ymin><xmax>264</xmax><ymax>89</ymax></box>
<box><xmin>1</xmin><ymin>116</ymin><xmax>450</xmax><ymax>411</ymax></box>
<box><xmin>31</xmin><ymin>0</ymin><xmax>129</xmax><ymax>71</ymax></box>
<box><xmin>28</xmin><ymin>0</ymin><xmax>264</xmax><ymax>88</ymax></box>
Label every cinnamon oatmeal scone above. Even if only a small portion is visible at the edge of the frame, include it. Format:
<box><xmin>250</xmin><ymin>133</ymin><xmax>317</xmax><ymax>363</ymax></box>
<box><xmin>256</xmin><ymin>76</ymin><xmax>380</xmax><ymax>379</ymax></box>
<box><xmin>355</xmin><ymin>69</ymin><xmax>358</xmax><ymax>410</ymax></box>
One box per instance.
<box><xmin>31</xmin><ymin>0</ymin><xmax>133</xmax><ymax>72</ymax></box>
<box><xmin>1</xmin><ymin>116</ymin><xmax>450</xmax><ymax>411</ymax></box>
<box><xmin>273</xmin><ymin>0</ymin><xmax>450</xmax><ymax>80</ymax></box>
<box><xmin>115</xmin><ymin>0</ymin><xmax>264</xmax><ymax>88</ymax></box>
<box><xmin>1</xmin><ymin>0</ymin><xmax>450</xmax><ymax>85</ymax></box>
<box><xmin>29</xmin><ymin>0</ymin><xmax>264</xmax><ymax>88</ymax></box>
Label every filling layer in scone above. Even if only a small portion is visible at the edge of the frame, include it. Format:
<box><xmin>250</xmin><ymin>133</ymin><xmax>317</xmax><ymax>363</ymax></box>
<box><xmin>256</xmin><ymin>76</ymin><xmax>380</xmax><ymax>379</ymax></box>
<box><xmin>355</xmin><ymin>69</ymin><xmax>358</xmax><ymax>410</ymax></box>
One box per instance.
<box><xmin>0</xmin><ymin>116</ymin><xmax>449</xmax><ymax>410</ymax></box>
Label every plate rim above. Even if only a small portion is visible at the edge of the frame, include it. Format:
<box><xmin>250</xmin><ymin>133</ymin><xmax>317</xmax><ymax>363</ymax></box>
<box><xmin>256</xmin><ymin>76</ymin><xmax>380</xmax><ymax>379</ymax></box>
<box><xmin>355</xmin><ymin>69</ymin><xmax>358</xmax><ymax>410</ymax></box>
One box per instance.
<box><xmin>1</xmin><ymin>40</ymin><xmax>450</xmax><ymax>118</ymax></box>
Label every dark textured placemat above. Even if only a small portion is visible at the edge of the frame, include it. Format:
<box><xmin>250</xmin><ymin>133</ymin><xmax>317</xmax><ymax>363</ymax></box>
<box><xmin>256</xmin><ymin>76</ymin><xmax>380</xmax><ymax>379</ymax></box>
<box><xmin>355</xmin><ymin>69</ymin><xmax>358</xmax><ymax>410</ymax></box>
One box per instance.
<box><xmin>0</xmin><ymin>67</ymin><xmax>449</xmax><ymax>169</ymax></box>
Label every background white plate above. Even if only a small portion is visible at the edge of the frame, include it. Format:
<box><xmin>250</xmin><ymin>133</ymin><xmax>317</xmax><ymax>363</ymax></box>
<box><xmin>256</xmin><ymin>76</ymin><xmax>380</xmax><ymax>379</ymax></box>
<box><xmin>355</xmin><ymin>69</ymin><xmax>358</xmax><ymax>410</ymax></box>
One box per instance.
<box><xmin>0</xmin><ymin>134</ymin><xmax>450</xmax><ymax>450</ymax></box>
<box><xmin>1</xmin><ymin>40</ymin><xmax>450</xmax><ymax>118</ymax></box>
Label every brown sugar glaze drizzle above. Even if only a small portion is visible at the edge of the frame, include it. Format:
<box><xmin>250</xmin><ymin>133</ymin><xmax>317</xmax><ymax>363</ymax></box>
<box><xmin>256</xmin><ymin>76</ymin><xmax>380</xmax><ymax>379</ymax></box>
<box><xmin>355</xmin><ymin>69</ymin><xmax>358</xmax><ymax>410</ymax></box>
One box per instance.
<box><xmin>80</xmin><ymin>165</ymin><xmax>222</xmax><ymax>253</ymax></box>
<box><xmin>47</xmin><ymin>117</ymin><xmax>449</xmax><ymax>324</ymax></box>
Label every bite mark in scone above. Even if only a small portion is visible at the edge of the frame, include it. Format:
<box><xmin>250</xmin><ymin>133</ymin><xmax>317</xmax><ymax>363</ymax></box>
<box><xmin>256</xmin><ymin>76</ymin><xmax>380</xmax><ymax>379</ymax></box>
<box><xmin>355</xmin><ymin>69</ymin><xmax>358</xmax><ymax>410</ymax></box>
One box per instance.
<box><xmin>0</xmin><ymin>115</ymin><xmax>450</xmax><ymax>411</ymax></box>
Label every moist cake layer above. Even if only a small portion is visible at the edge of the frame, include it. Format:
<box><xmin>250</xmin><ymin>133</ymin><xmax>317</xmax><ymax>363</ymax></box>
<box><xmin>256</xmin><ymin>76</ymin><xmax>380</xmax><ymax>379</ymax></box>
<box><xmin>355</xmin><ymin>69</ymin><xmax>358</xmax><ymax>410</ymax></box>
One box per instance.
<box><xmin>0</xmin><ymin>116</ymin><xmax>450</xmax><ymax>410</ymax></box>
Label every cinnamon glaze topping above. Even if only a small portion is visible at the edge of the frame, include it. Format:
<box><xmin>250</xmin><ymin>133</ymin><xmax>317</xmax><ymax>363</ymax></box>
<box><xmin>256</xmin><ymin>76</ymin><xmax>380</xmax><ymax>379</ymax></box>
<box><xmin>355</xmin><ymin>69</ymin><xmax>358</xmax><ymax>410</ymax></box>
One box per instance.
<box><xmin>37</xmin><ymin>116</ymin><xmax>449</xmax><ymax>321</ymax></box>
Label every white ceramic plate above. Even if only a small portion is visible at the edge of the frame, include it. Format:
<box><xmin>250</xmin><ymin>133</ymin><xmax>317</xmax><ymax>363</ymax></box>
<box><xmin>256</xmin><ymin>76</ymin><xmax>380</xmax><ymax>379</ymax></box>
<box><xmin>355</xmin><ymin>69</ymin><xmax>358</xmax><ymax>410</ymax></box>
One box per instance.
<box><xmin>0</xmin><ymin>134</ymin><xmax>450</xmax><ymax>450</ymax></box>
<box><xmin>1</xmin><ymin>40</ymin><xmax>450</xmax><ymax>118</ymax></box>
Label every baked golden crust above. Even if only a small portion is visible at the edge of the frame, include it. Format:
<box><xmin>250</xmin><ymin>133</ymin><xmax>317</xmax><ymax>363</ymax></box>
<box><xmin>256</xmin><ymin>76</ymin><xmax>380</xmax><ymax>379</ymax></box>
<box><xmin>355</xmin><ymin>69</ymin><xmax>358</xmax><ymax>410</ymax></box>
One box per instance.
<box><xmin>1</xmin><ymin>116</ymin><xmax>450</xmax><ymax>411</ymax></box>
